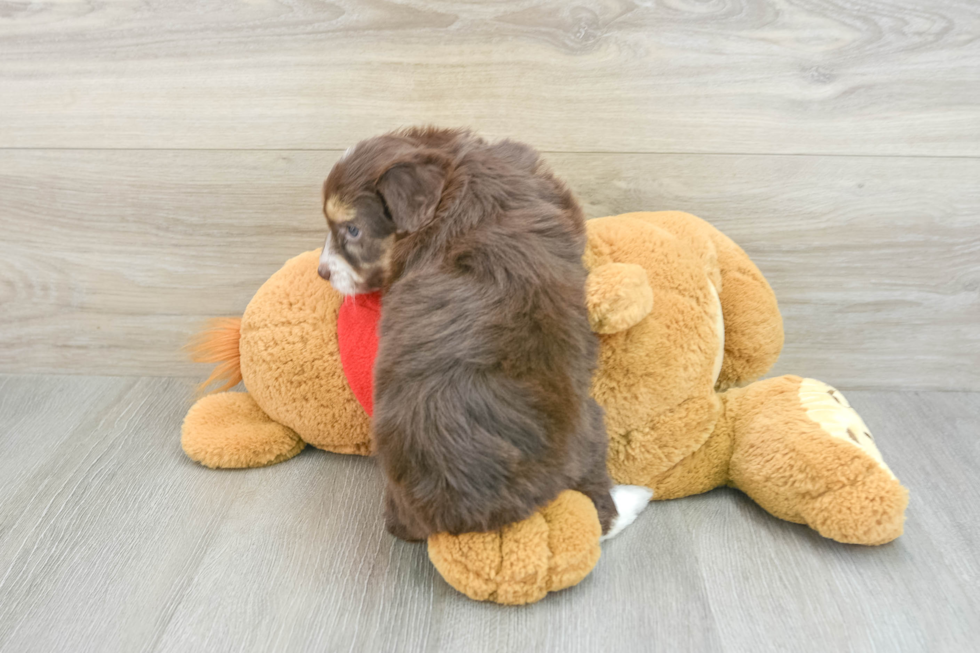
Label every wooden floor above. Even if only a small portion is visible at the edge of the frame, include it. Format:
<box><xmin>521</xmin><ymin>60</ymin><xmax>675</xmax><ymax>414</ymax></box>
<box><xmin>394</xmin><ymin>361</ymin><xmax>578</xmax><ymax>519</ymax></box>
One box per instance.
<box><xmin>0</xmin><ymin>374</ymin><xmax>977</xmax><ymax>652</ymax></box>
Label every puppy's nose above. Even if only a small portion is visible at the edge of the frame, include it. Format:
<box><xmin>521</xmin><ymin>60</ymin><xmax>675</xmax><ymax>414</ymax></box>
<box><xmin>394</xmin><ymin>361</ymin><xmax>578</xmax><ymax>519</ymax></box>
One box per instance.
<box><xmin>317</xmin><ymin>262</ymin><xmax>331</xmax><ymax>281</ymax></box>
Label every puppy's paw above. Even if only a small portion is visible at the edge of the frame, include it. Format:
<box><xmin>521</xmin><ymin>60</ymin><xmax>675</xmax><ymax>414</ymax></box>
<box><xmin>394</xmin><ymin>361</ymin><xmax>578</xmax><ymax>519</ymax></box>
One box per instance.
<box><xmin>427</xmin><ymin>490</ymin><xmax>601</xmax><ymax>605</ymax></box>
<box><xmin>600</xmin><ymin>485</ymin><xmax>653</xmax><ymax>541</ymax></box>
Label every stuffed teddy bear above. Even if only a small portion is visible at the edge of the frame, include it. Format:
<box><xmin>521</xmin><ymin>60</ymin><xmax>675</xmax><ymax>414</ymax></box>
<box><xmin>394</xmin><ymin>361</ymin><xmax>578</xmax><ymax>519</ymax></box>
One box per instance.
<box><xmin>182</xmin><ymin>211</ymin><xmax>908</xmax><ymax>605</ymax></box>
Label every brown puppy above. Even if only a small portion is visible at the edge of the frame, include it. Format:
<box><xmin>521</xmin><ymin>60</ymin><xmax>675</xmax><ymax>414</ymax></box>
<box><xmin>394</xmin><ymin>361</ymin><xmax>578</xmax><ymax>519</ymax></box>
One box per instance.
<box><xmin>320</xmin><ymin>127</ymin><xmax>617</xmax><ymax>540</ymax></box>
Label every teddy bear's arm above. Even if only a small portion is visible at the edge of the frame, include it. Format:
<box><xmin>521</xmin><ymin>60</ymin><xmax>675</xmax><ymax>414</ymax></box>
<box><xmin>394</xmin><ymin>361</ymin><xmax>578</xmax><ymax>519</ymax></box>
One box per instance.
<box><xmin>611</xmin><ymin>211</ymin><xmax>784</xmax><ymax>389</ymax></box>
<box><xmin>585</xmin><ymin>262</ymin><xmax>654</xmax><ymax>334</ymax></box>
<box><xmin>707</xmin><ymin>230</ymin><xmax>784</xmax><ymax>390</ymax></box>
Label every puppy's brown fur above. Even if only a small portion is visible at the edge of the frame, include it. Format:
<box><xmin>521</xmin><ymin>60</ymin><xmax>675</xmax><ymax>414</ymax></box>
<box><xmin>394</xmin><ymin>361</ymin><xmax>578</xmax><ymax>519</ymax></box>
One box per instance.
<box><xmin>321</xmin><ymin>127</ymin><xmax>616</xmax><ymax>540</ymax></box>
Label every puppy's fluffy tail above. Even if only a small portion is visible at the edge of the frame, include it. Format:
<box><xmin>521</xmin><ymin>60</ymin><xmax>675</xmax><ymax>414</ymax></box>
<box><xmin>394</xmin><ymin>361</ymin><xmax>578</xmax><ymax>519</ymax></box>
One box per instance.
<box><xmin>186</xmin><ymin>318</ymin><xmax>242</xmax><ymax>393</ymax></box>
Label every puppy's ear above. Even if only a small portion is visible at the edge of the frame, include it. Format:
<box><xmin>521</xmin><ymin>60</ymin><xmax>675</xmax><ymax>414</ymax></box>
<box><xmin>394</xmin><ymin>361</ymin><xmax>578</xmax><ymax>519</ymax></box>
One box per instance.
<box><xmin>377</xmin><ymin>152</ymin><xmax>450</xmax><ymax>234</ymax></box>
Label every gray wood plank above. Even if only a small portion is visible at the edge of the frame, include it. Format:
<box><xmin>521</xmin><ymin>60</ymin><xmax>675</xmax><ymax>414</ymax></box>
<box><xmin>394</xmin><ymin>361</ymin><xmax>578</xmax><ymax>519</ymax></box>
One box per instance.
<box><xmin>855</xmin><ymin>391</ymin><xmax>980</xmax><ymax>591</ymax></box>
<box><xmin>2</xmin><ymin>149</ymin><xmax>977</xmax><ymax>390</ymax></box>
<box><xmin>679</xmin><ymin>389</ymin><xmax>980</xmax><ymax>653</ymax></box>
<box><xmin>1</xmin><ymin>375</ymin><xmax>979</xmax><ymax>652</ymax></box>
<box><xmin>1</xmin><ymin>0</ymin><xmax>978</xmax><ymax>155</ymax></box>
<box><xmin>0</xmin><ymin>375</ymin><xmax>130</xmax><ymax>498</ymax></box>
<box><xmin>0</xmin><ymin>376</ymin><xmax>253</xmax><ymax>653</ymax></box>
<box><xmin>150</xmin><ymin>450</ymin><xmax>438</xmax><ymax>652</ymax></box>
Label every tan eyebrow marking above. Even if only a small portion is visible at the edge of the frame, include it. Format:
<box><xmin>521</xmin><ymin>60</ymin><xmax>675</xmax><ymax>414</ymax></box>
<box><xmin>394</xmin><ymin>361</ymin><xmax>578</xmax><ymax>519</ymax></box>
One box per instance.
<box><xmin>325</xmin><ymin>195</ymin><xmax>354</xmax><ymax>225</ymax></box>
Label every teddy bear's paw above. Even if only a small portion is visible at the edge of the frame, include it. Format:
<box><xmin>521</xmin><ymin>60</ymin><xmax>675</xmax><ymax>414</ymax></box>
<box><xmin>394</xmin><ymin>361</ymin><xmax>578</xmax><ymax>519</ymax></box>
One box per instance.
<box><xmin>797</xmin><ymin>378</ymin><xmax>908</xmax><ymax>544</ymax></box>
<box><xmin>798</xmin><ymin>379</ymin><xmax>896</xmax><ymax>480</ymax></box>
<box><xmin>182</xmin><ymin>392</ymin><xmax>305</xmax><ymax>469</ymax></box>
<box><xmin>427</xmin><ymin>490</ymin><xmax>602</xmax><ymax>605</ymax></box>
<box><xmin>802</xmin><ymin>472</ymin><xmax>909</xmax><ymax>545</ymax></box>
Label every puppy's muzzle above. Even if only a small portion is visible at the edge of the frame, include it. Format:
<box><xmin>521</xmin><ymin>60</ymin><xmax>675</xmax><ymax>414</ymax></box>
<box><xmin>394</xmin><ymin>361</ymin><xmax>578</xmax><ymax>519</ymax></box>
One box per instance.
<box><xmin>317</xmin><ymin>262</ymin><xmax>331</xmax><ymax>281</ymax></box>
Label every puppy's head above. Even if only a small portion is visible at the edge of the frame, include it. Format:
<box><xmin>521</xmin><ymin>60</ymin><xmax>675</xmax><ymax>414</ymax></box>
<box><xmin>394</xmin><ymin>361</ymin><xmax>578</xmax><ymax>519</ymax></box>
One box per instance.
<box><xmin>318</xmin><ymin>134</ymin><xmax>452</xmax><ymax>295</ymax></box>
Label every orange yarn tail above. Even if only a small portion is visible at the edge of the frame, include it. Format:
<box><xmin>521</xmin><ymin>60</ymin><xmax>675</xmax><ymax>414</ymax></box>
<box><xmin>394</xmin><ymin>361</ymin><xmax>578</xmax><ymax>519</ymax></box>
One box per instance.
<box><xmin>187</xmin><ymin>318</ymin><xmax>243</xmax><ymax>393</ymax></box>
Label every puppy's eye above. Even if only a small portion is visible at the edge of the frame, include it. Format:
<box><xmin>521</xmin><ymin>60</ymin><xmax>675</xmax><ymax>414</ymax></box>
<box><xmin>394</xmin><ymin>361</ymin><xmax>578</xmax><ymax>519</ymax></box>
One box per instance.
<box><xmin>346</xmin><ymin>224</ymin><xmax>361</xmax><ymax>239</ymax></box>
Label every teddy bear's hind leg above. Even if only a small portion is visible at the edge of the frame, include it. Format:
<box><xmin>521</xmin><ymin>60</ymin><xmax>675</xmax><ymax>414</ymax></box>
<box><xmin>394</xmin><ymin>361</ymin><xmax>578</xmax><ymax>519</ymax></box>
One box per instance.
<box><xmin>724</xmin><ymin>376</ymin><xmax>908</xmax><ymax>545</ymax></box>
<box><xmin>426</xmin><ymin>401</ymin><xmax>633</xmax><ymax>604</ymax></box>
<box><xmin>182</xmin><ymin>392</ymin><xmax>305</xmax><ymax>468</ymax></box>
<box><xmin>428</xmin><ymin>490</ymin><xmax>603</xmax><ymax>605</ymax></box>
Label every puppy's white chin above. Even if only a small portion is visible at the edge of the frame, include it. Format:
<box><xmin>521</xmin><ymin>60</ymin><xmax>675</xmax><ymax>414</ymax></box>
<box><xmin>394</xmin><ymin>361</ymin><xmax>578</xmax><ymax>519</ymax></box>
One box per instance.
<box><xmin>329</xmin><ymin>276</ymin><xmax>360</xmax><ymax>296</ymax></box>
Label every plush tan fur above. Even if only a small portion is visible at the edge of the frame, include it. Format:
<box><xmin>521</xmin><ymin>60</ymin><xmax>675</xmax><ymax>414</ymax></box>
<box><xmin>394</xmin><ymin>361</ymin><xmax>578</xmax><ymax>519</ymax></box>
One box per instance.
<box><xmin>428</xmin><ymin>490</ymin><xmax>601</xmax><ymax>605</ymax></box>
<box><xmin>585</xmin><ymin>262</ymin><xmax>654</xmax><ymax>334</ymax></box>
<box><xmin>181</xmin><ymin>211</ymin><xmax>908</xmax><ymax>604</ymax></box>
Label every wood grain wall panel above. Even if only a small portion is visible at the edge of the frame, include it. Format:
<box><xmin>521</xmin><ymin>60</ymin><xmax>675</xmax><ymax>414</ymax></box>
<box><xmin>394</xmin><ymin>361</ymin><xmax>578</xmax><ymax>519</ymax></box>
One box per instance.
<box><xmin>1</xmin><ymin>0</ymin><xmax>978</xmax><ymax>154</ymax></box>
<box><xmin>2</xmin><ymin>149</ymin><xmax>976</xmax><ymax>389</ymax></box>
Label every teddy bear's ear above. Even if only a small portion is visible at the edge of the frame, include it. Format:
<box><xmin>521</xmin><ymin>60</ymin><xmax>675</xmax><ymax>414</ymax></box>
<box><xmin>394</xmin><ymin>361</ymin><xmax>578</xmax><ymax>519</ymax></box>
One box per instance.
<box><xmin>586</xmin><ymin>263</ymin><xmax>654</xmax><ymax>334</ymax></box>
